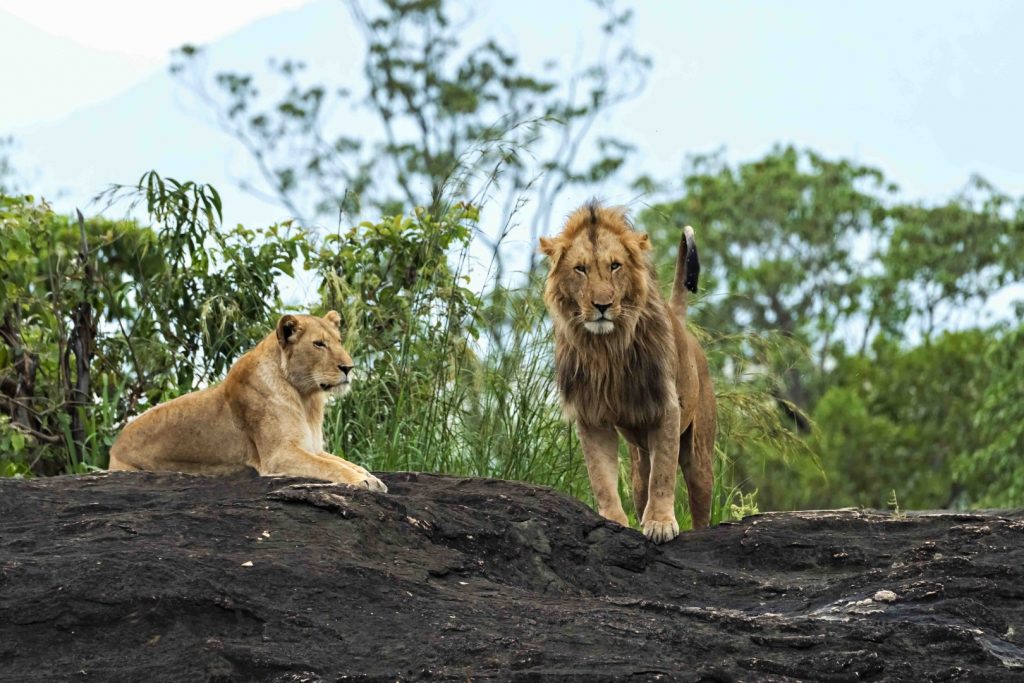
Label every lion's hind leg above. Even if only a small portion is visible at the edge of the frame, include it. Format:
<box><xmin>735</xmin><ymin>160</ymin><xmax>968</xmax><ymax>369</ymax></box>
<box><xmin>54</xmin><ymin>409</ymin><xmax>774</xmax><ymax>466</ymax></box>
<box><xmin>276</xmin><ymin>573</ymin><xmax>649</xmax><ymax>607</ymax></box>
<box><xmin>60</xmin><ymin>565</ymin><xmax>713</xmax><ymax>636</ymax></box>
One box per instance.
<box><xmin>679</xmin><ymin>421</ymin><xmax>713</xmax><ymax>530</ymax></box>
<box><xmin>107</xmin><ymin>452</ymin><xmax>140</xmax><ymax>471</ymax></box>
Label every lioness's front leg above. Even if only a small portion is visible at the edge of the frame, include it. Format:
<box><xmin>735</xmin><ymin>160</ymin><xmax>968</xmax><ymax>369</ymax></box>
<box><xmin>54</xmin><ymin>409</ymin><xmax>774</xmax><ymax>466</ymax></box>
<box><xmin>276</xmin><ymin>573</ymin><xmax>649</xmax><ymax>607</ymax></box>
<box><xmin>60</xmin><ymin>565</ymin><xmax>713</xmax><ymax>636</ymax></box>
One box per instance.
<box><xmin>321</xmin><ymin>452</ymin><xmax>388</xmax><ymax>493</ymax></box>
<box><xmin>577</xmin><ymin>423</ymin><xmax>629</xmax><ymax>527</ymax></box>
<box><xmin>260</xmin><ymin>444</ymin><xmax>387</xmax><ymax>492</ymax></box>
<box><xmin>642</xmin><ymin>405</ymin><xmax>681</xmax><ymax>543</ymax></box>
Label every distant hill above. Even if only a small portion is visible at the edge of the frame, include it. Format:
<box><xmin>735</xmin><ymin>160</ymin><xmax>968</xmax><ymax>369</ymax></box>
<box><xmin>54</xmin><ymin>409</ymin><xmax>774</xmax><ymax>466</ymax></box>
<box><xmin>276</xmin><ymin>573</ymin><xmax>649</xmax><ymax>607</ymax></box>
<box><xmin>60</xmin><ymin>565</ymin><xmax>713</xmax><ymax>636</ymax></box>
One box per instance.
<box><xmin>0</xmin><ymin>10</ymin><xmax>154</xmax><ymax>130</ymax></box>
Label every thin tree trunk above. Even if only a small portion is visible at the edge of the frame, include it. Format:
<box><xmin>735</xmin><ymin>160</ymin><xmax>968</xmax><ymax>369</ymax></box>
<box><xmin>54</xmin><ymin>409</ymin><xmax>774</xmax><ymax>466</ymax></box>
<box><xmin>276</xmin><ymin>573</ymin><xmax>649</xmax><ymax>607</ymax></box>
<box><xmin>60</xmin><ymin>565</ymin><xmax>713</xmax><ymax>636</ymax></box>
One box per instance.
<box><xmin>65</xmin><ymin>211</ymin><xmax>97</xmax><ymax>468</ymax></box>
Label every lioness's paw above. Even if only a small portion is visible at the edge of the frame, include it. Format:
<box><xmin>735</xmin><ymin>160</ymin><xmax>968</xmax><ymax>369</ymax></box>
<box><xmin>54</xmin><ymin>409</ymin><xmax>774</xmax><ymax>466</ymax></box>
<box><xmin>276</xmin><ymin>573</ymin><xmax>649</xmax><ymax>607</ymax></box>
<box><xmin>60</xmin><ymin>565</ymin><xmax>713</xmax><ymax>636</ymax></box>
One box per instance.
<box><xmin>642</xmin><ymin>518</ymin><xmax>680</xmax><ymax>544</ymax></box>
<box><xmin>353</xmin><ymin>464</ymin><xmax>371</xmax><ymax>477</ymax></box>
<box><xmin>357</xmin><ymin>473</ymin><xmax>388</xmax><ymax>493</ymax></box>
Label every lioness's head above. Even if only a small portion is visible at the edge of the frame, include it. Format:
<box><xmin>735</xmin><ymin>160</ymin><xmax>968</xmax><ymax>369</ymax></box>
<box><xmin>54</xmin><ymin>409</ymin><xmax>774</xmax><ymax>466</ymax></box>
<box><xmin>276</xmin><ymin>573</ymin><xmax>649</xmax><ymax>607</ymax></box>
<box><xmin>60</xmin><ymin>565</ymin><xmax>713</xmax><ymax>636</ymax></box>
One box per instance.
<box><xmin>276</xmin><ymin>311</ymin><xmax>355</xmax><ymax>396</ymax></box>
<box><xmin>539</xmin><ymin>201</ymin><xmax>653</xmax><ymax>337</ymax></box>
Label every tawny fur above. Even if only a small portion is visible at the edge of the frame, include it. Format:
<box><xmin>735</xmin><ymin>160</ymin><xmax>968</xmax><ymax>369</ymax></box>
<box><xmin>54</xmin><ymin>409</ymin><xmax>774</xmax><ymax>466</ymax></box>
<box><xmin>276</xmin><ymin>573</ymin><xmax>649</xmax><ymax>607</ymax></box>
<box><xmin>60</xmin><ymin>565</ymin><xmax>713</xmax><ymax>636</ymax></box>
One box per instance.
<box><xmin>108</xmin><ymin>312</ymin><xmax>386</xmax><ymax>492</ymax></box>
<box><xmin>540</xmin><ymin>201</ymin><xmax>716</xmax><ymax>543</ymax></box>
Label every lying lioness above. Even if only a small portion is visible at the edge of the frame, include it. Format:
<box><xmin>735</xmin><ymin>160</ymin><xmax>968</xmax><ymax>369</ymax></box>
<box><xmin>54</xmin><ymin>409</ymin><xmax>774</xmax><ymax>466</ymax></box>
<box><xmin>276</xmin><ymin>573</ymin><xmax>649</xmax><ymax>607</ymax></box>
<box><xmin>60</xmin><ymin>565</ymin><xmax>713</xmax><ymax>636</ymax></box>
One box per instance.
<box><xmin>109</xmin><ymin>311</ymin><xmax>387</xmax><ymax>491</ymax></box>
<box><xmin>540</xmin><ymin>202</ymin><xmax>716</xmax><ymax>543</ymax></box>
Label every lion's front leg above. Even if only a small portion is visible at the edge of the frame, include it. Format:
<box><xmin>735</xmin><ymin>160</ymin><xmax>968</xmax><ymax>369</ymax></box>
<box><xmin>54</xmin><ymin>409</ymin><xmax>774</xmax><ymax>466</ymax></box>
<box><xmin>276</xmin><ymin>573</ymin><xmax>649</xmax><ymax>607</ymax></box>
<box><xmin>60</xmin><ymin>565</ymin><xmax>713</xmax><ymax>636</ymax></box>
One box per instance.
<box><xmin>628</xmin><ymin>442</ymin><xmax>651</xmax><ymax>520</ymax></box>
<box><xmin>642</xmin><ymin>406</ymin><xmax>681</xmax><ymax>543</ymax></box>
<box><xmin>577</xmin><ymin>423</ymin><xmax>629</xmax><ymax>527</ymax></box>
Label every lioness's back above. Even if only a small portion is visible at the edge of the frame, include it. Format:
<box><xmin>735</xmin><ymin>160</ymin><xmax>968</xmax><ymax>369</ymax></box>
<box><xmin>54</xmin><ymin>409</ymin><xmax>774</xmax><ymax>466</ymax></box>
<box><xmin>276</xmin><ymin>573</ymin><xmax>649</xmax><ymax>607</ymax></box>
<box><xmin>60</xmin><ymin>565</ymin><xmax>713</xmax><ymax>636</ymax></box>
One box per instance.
<box><xmin>109</xmin><ymin>386</ymin><xmax>251</xmax><ymax>475</ymax></box>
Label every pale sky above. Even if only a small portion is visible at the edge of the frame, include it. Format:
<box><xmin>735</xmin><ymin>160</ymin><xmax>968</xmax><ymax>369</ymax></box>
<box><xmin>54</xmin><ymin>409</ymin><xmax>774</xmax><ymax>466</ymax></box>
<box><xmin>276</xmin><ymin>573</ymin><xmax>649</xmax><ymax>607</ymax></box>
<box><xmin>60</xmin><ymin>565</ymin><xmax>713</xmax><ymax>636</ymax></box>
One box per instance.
<box><xmin>0</xmin><ymin>0</ymin><xmax>307</xmax><ymax>61</ymax></box>
<box><xmin>0</xmin><ymin>0</ymin><xmax>310</xmax><ymax>129</ymax></box>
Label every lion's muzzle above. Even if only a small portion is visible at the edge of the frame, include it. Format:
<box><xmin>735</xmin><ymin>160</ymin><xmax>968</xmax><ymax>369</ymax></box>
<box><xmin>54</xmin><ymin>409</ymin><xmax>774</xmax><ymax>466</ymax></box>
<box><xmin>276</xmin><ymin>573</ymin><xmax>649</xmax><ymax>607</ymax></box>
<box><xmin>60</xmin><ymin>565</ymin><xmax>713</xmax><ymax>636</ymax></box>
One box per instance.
<box><xmin>583</xmin><ymin>319</ymin><xmax>615</xmax><ymax>335</ymax></box>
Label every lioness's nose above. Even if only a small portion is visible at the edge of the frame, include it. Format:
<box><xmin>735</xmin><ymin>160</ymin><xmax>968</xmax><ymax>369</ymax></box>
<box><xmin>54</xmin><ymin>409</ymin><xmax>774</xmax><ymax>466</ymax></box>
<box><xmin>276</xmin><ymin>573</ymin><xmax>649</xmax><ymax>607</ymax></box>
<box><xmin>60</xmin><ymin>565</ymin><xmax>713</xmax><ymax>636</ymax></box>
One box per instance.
<box><xmin>339</xmin><ymin>365</ymin><xmax>353</xmax><ymax>375</ymax></box>
<box><xmin>594</xmin><ymin>303</ymin><xmax>611</xmax><ymax>314</ymax></box>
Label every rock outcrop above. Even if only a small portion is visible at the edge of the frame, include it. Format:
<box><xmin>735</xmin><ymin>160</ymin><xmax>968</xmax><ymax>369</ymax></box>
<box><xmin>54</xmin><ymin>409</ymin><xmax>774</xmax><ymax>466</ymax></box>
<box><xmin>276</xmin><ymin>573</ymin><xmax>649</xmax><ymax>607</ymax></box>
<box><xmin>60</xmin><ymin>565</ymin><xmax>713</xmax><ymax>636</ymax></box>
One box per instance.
<box><xmin>1</xmin><ymin>471</ymin><xmax>1022</xmax><ymax>681</ymax></box>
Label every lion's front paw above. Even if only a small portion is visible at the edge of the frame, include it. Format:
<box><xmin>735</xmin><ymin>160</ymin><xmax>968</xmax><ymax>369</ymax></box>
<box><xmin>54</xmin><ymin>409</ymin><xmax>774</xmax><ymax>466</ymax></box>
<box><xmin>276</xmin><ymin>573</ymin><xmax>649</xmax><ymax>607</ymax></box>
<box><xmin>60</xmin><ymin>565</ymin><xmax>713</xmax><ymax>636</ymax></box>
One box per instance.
<box><xmin>600</xmin><ymin>508</ymin><xmax>630</xmax><ymax>527</ymax></box>
<box><xmin>642</xmin><ymin>517</ymin><xmax>680</xmax><ymax>544</ymax></box>
<box><xmin>357</xmin><ymin>472</ymin><xmax>388</xmax><ymax>493</ymax></box>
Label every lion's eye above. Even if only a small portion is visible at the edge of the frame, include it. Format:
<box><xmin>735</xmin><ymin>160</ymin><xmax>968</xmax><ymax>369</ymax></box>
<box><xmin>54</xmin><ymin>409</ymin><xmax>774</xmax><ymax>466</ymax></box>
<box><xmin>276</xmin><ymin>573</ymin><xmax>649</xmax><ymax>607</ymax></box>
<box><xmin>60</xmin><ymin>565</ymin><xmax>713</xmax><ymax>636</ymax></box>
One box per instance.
<box><xmin>610</xmin><ymin>262</ymin><xmax>621</xmax><ymax>272</ymax></box>
<box><xmin>313</xmin><ymin>340</ymin><xmax>327</xmax><ymax>349</ymax></box>
<box><xmin>574</xmin><ymin>265</ymin><xmax>587</xmax><ymax>274</ymax></box>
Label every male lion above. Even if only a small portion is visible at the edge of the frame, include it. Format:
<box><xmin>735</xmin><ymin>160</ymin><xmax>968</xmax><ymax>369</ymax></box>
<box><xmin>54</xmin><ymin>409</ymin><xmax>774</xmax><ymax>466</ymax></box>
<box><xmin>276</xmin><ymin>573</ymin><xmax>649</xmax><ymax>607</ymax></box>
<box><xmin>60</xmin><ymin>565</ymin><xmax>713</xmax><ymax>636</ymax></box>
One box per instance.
<box><xmin>108</xmin><ymin>311</ymin><xmax>387</xmax><ymax>491</ymax></box>
<box><xmin>539</xmin><ymin>202</ymin><xmax>715</xmax><ymax>543</ymax></box>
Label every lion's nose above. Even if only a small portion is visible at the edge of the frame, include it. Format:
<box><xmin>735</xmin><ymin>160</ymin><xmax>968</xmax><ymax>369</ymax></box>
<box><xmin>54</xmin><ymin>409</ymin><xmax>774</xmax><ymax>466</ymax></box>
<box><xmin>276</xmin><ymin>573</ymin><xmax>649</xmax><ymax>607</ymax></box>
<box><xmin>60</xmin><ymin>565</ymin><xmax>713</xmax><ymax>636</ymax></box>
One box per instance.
<box><xmin>338</xmin><ymin>365</ymin><xmax>353</xmax><ymax>375</ymax></box>
<box><xmin>594</xmin><ymin>303</ymin><xmax>611</xmax><ymax>315</ymax></box>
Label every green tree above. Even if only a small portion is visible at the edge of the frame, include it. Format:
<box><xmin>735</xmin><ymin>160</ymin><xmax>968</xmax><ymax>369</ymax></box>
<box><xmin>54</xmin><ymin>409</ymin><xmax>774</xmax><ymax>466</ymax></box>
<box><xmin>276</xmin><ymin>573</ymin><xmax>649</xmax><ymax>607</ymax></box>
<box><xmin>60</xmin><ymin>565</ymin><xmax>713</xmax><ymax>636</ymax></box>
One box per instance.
<box><xmin>955</xmin><ymin>324</ymin><xmax>1024</xmax><ymax>507</ymax></box>
<box><xmin>640</xmin><ymin>146</ymin><xmax>894</xmax><ymax>414</ymax></box>
<box><xmin>639</xmin><ymin>147</ymin><xmax>1023</xmax><ymax>511</ymax></box>
<box><xmin>875</xmin><ymin>176</ymin><xmax>1024</xmax><ymax>341</ymax></box>
<box><xmin>811</xmin><ymin>331</ymin><xmax>990</xmax><ymax>510</ymax></box>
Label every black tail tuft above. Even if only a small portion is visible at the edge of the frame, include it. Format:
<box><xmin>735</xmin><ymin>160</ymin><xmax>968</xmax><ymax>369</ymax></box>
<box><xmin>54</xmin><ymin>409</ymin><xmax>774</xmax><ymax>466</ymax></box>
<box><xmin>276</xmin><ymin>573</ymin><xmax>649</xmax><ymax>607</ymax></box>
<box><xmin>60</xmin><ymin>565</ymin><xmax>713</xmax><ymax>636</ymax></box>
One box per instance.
<box><xmin>684</xmin><ymin>230</ymin><xmax>700</xmax><ymax>293</ymax></box>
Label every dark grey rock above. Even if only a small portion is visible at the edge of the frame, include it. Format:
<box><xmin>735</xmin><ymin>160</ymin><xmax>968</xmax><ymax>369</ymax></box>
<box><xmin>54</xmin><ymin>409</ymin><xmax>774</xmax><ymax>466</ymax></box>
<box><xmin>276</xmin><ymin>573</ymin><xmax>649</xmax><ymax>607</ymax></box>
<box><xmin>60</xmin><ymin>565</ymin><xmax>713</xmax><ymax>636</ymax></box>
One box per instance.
<box><xmin>1</xmin><ymin>472</ymin><xmax>1022</xmax><ymax>682</ymax></box>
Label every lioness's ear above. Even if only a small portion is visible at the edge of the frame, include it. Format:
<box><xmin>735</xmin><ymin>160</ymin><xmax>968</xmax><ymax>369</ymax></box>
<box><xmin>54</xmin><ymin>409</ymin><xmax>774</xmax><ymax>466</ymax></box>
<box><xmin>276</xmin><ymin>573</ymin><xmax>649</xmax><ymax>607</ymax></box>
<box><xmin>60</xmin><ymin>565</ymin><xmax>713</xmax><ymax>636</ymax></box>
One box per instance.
<box><xmin>276</xmin><ymin>315</ymin><xmax>303</xmax><ymax>346</ymax></box>
<box><xmin>323</xmin><ymin>310</ymin><xmax>342</xmax><ymax>327</ymax></box>
<box><xmin>539</xmin><ymin>236</ymin><xmax>564</xmax><ymax>265</ymax></box>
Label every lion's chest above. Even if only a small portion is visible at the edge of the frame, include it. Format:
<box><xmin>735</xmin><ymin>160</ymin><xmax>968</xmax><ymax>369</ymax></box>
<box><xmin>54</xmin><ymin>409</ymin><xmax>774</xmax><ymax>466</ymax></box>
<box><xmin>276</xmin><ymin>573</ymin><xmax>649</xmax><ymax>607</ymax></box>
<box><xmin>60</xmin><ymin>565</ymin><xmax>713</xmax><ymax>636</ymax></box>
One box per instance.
<box><xmin>556</xmin><ymin>346</ymin><xmax>669</xmax><ymax>430</ymax></box>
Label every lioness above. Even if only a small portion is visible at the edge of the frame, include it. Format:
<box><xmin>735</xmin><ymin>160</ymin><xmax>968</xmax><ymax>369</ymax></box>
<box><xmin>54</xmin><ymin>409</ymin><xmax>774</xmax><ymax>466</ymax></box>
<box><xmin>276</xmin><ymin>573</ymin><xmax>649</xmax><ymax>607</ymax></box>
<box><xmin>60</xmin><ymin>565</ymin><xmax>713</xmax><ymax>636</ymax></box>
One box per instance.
<box><xmin>109</xmin><ymin>311</ymin><xmax>387</xmax><ymax>492</ymax></box>
<box><xmin>540</xmin><ymin>202</ymin><xmax>715</xmax><ymax>543</ymax></box>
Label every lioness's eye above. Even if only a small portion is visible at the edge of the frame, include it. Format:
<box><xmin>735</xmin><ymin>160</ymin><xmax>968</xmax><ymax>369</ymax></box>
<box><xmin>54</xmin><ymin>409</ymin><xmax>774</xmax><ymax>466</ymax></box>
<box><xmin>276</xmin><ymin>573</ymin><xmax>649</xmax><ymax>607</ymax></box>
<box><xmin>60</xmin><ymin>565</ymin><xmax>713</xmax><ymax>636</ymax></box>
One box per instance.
<box><xmin>574</xmin><ymin>265</ymin><xmax>587</xmax><ymax>274</ymax></box>
<box><xmin>610</xmin><ymin>262</ymin><xmax>621</xmax><ymax>271</ymax></box>
<box><xmin>313</xmin><ymin>340</ymin><xmax>327</xmax><ymax>349</ymax></box>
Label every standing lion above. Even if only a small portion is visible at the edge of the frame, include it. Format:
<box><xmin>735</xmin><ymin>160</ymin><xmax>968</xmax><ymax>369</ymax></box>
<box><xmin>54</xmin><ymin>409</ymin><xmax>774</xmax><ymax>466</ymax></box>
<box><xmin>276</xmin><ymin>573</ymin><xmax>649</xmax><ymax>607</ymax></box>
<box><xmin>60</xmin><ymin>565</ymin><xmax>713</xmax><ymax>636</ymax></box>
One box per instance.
<box><xmin>539</xmin><ymin>201</ymin><xmax>716</xmax><ymax>543</ymax></box>
<box><xmin>109</xmin><ymin>311</ymin><xmax>387</xmax><ymax>492</ymax></box>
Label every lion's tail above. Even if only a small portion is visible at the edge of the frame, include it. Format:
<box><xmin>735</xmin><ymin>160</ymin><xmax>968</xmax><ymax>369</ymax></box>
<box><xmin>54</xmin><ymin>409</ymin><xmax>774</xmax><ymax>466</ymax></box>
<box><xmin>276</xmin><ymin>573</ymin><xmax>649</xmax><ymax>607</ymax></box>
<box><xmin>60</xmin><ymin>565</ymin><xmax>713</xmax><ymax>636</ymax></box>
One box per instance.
<box><xmin>671</xmin><ymin>225</ymin><xmax>701</xmax><ymax>320</ymax></box>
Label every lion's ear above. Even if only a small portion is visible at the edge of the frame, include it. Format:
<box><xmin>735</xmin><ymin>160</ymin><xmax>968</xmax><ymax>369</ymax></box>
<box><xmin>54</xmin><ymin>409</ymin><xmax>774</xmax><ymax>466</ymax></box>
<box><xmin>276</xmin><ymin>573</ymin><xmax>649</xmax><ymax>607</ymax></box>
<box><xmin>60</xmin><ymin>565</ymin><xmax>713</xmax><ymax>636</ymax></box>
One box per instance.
<box><xmin>323</xmin><ymin>310</ymin><xmax>342</xmax><ymax>327</ymax></box>
<box><xmin>624</xmin><ymin>232</ymin><xmax>651</xmax><ymax>255</ymax></box>
<box><xmin>539</xmin><ymin>236</ymin><xmax>564</xmax><ymax>265</ymax></box>
<box><xmin>276</xmin><ymin>315</ymin><xmax>303</xmax><ymax>346</ymax></box>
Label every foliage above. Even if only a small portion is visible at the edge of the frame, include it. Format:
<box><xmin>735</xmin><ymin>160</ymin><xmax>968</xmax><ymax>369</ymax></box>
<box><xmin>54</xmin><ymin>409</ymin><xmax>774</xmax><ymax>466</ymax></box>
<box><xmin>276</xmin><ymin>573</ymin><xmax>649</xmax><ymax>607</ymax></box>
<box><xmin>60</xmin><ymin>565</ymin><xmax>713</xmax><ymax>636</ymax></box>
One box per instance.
<box><xmin>810</xmin><ymin>331</ymin><xmax>990</xmax><ymax>509</ymax></box>
<box><xmin>2</xmin><ymin>193</ymin><xmax>141</xmax><ymax>475</ymax></box>
<box><xmin>955</xmin><ymin>325</ymin><xmax>1024</xmax><ymax>507</ymax></box>
<box><xmin>312</xmin><ymin>204</ymin><xmax>487</xmax><ymax>473</ymax></box>
<box><xmin>880</xmin><ymin>176</ymin><xmax>1024</xmax><ymax>338</ymax></box>
<box><xmin>0</xmin><ymin>178</ymin><xmax>299</xmax><ymax>475</ymax></box>
<box><xmin>641</xmin><ymin>146</ymin><xmax>1024</xmax><ymax>511</ymax></box>
<box><xmin>644</xmin><ymin>147</ymin><xmax>891</xmax><ymax>343</ymax></box>
<box><xmin>97</xmin><ymin>173</ymin><xmax>305</xmax><ymax>387</ymax></box>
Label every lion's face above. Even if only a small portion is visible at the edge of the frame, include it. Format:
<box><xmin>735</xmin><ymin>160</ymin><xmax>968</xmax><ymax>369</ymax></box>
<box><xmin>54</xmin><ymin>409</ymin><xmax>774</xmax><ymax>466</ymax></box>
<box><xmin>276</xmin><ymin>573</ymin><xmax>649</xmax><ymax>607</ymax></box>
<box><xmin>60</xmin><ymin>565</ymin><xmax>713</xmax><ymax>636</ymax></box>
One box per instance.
<box><xmin>276</xmin><ymin>311</ymin><xmax>355</xmax><ymax>396</ymax></box>
<box><xmin>540</xmin><ymin>203</ymin><xmax>652</xmax><ymax>337</ymax></box>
